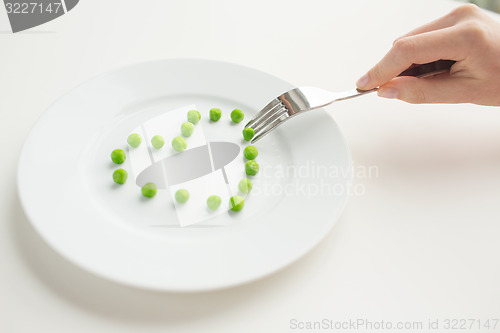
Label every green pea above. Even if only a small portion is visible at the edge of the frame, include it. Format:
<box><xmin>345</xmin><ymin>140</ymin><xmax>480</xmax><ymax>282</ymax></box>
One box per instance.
<box><xmin>238</xmin><ymin>178</ymin><xmax>253</xmax><ymax>194</ymax></box>
<box><xmin>230</xmin><ymin>109</ymin><xmax>245</xmax><ymax>123</ymax></box>
<box><xmin>242</xmin><ymin>128</ymin><xmax>255</xmax><ymax>141</ymax></box>
<box><xmin>181</xmin><ymin>122</ymin><xmax>194</xmax><ymax>137</ymax></box>
<box><xmin>243</xmin><ymin>145</ymin><xmax>258</xmax><ymax>160</ymax></box>
<box><xmin>112</xmin><ymin>168</ymin><xmax>128</xmax><ymax>184</ymax></box>
<box><xmin>209</xmin><ymin>108</ymin><xmax>222</xmax><ymax>121</ymax></box>
<box><xmin>187</xmin><ymin>110</ymin><xmax>201</xmax><ymax>124</ymax></box>
<box><xmin>172</xmin><ymin>136</ymin><xmax>187</xmax><ymax>152</ymax></box>
<box><xmin>245</xmin><ymin>160</ymin><xmax>259</xmax><ymax>176</ymax></box>
<box><xmin>229</xmin><ymin>195</ymin><xmax>245</xmax><ymax>211</ymax></box>
<box><xmin>175</xmin><ymin>189</ymin><xmax>190</xmax><ymax>203</ymax></box>
<box><xmin>151</xmin><ymin>135</ymin><xmax>165</xmax><ymax>149</ymax></box>
<box><xmin>111</xmin><ymin>149</ymin><xmax>126</xmax><ymax>164</ymax></box>
<box><xmin>141</xmin><ymin>182</ymin><xmax>157</xmax><ymax>198</ymax></box>
<box><xmin>127</xmin><ymin>133</ymin><xmax>142</xmax><ymax>148</ymax></box>
<box><xmin>207</xmin><ymin>195</ymin><xmax>222</xmax><ymax>210</ymax></box>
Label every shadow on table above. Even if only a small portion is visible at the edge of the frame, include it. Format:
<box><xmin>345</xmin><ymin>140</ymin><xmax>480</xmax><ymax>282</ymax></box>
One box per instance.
<box><xmin>9</xmin><ymin>193</ymin><xmax>327</xmax><ymax>326</ymax></box>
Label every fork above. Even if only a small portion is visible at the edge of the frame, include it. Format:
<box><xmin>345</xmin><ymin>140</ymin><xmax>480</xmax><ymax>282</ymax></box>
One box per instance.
<box><xmin>245</xmin><ymin>60</ymin><xmax>456</xmax><ymax>143</ymax></box>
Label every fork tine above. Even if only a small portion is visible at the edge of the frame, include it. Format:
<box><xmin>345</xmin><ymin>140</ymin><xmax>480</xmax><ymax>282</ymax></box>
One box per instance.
<box><xmin>252</xmin><ymin>105</ymin><xmax>287</xmax><ymax>133</ymax></box>
<box><xmin>251</xmin><ymin>113</ymin><xmax>290</xmax><ymax>143</ymax></box>
<box><xmin>245</xmin><ymin>98</ymin><xmax>281</xmax><ymax>129</ymax></box>
<box><xmin>250</xmin><ymin>103</ymin><xmax>288</xmax><ymax>134</ymax></box>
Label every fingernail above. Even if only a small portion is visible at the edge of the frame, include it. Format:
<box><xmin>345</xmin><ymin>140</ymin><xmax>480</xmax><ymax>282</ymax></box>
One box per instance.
<box><xmin>356</xmin><ymin>73</ymin><xmax>369</xmax><ymax>88</ymax></box>
<box><xmin>378</xmin><ymin>87</ymin><xmax>398</xmax><ymax>99</ymax></box>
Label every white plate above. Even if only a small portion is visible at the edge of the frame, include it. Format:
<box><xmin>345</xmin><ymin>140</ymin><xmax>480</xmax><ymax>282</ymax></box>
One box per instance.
<box><xmin>17</xmin><ymin>59</ymin><xmax>352</xmax><ymax>292</ymax></box>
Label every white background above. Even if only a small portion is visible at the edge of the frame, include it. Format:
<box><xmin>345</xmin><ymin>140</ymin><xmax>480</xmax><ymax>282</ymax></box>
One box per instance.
<box><xmin>1</xmin><ymin>0</ymin><xmax>499</xmax><ymax>332</ymax></box>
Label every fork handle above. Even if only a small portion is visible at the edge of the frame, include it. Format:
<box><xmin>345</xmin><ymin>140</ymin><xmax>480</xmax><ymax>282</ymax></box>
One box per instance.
<box><xmin>356</xmin><ymin>59</ymin><xmax>456</xmax><ymax>94</ymax></box>
<box><xmin>398</xmin><ymin>59</ymin><xmax>456</xmax><ymax>78</ymax></box>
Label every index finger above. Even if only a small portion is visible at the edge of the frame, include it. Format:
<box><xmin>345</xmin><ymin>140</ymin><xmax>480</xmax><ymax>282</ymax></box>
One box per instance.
<box><xmin>356</xmin><ymin>26</ymin><xmax>465</xmax><ymax>90</ymax></box>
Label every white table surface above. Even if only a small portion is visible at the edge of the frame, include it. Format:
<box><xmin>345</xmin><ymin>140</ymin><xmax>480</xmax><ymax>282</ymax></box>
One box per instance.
<box><xmin>1</xmin><ymin>0</ymin><xmax>500</xmax><ymax>332</ymax></box>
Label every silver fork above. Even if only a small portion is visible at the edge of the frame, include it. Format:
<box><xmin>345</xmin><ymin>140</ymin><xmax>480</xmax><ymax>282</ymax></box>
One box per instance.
<box><xmin>245</xmin><ymin>60</ymin><xmax>455</xmax><ymax>143</ymax></box>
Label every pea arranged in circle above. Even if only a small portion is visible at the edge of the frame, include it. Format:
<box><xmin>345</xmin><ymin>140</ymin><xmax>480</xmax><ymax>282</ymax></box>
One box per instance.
<box><xmin>229</xmin><ymin>195</ymin><xmax>245</xmax><ymax>211</ymax></box>
<box><xmin>151</xmin><ymin>135</ymin><xmax>165</xmax><ymax>149</ymax></box>
<box><xmin>238</xmin><ymin>178</ymin><xmax>253</xmax><ymax>194</ymax></box>
<box><xmin>242</xmin><ymin>128</ymin><xmax>255</xmax><ymax>141</ymax></box>
<box><xmin>187</xmin><ymin>110</ymin><xmax>201</xmax><ymax>124</ymax></box>
<box><xmin>141</xmin><ymin>182</ymin><xmax>157</xmax><ymax>198</ymax></box>
<box><xmin>175</xmin><ymin>189</ymin><xmax>190</xmax><ymax>203</ymax></box>
<box><xmin>207</xmin><ymin>195</ymin><xmax>222</xmax><ymax>210</ymax></box>
<box><xmin>243</xmin><ymin>145</ymin><xmax>258</xmax><ymax>160</ymax></box>
<box><xmin>245</xmin><ymin>160</ymin><xmax>259</xmax><ymax>176</ymax></box>
<box><xmin>111</xmin><ymin>149</ymin><xmax>126</xmax><ymax>164</ymax></box>
<box><xmin>113</xmin><ymin>168</ymin><xmax>128</xmax><ymax>184</ymax></box>
<box><xmin>231</xmin><ymin>109</ymin><xmax>245</xmax><ymax>123</ymax></box>
<box><xmin>209</xmin><ymin>108</ymin><xmax>222</xmax><ymax>122</ymax></box>
<box><xmin>181</xmin><ymin>122</ymin><xmax>194</xmax><ymax>137</ymax></box>
<box><xmin>172</xmin><ymin>136</ymin><xmax>188</xmax><ymax>152</ymax></box>
<box><xmin>127</xmin><ymin>133</ymin><xmax>142</xmax><ymax>148</ymax></box>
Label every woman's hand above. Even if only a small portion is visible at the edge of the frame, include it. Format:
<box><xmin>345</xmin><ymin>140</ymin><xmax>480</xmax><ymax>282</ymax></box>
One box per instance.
<box><xmin>356</xmin><ymin>4</ymin><xmax>500</xmax><ymax>106</ymax></box>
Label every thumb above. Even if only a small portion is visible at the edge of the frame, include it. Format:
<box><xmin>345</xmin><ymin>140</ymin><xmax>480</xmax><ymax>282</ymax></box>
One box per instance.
<box><xmin>377</xmin><ymin>75</ymin><xmax>476</xmax><ymax>104</ymax></box>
